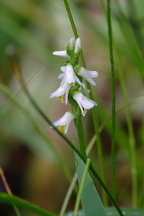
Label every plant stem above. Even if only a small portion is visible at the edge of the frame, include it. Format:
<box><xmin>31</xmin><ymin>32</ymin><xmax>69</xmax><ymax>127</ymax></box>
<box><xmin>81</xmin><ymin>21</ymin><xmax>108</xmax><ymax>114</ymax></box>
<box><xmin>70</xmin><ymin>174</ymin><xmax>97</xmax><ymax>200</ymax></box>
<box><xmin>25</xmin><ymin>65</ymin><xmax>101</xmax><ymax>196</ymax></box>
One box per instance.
<box><xmin>117</xmin><ymin>55</ymin><xmax>138</xmax><ymax>207</ymax></box>
<box><xmin>107</xmin><ymin>0</ymin><xmax>116</xmax><ymax>198</ymax></box>
<box><xmin>73</xmin><ymin>158</ymin><xmax>91</xmax><ymax>216</ymax></box>
<box><xmin>63</xmin><ymin>0</ymin><xmax>107</xmax><ymax>205</ymax></box>
<box><xmin>59</xmin><ymin>173</ymin><xmax>77</xmax><ymax>216</ymax></box>
<box><xmin>74</xmin><ymin>107</ymin><xmax>86</xmax><ymax>159</ymax></box>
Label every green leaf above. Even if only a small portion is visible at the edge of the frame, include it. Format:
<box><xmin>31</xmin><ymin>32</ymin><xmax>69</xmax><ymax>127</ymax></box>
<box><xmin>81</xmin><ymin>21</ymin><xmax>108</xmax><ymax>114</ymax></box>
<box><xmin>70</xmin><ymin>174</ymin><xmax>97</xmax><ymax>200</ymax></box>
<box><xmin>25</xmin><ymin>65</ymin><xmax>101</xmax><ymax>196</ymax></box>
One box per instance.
<box><xmin>0</xmin><ymin>193</ymin><xmax>57</xmax><ymax>216</ymax></box>
<box><xmin>75</xmin><ymin>154</ymin><xmax>106</xmax><ymax>216</ymax></box>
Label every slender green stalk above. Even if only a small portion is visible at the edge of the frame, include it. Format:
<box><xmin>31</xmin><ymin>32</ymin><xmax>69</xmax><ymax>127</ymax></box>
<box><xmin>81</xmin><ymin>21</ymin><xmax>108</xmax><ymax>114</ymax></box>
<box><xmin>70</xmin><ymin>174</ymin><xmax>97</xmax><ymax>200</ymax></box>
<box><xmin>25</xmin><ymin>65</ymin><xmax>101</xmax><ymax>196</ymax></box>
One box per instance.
<box><xmin>107</xmin><ymin>0</ymin><xmax>116</xmax><ymax>198</ymax></box>
<box><xmin>63</xmin><ymin>0</ymin><xmax>107</xmax><ymax>205</ymax></box>
<box><xmin>59</xmin><ymin>173</ymin><xmax>77</xmax><ymax>216</ymax></box>
<box><xmin>73</xmin><ymin>159</ymin><xmax>91</xmax><ymax>216</ymax></box>
<box><xmin>74</xmin><ymin>107</ymin><xmax>86</xmax><ymax>158</ymax></box>
<box><xmin>117</xmin><ymin>56</ymin><xmax>138</xmax><ymax>207</ymax></box>
<box><xmin>13</xmin><ymin>205</ymin><xmax>21</xmax><ymax>216</ymax></box>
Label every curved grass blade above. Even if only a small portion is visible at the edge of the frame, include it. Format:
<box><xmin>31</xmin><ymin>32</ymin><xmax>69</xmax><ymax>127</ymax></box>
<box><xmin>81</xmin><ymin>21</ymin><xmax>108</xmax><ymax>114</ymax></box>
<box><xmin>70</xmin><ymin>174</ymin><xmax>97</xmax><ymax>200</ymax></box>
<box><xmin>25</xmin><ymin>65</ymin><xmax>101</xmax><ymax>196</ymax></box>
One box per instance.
<box><xmin>73</xmin><ymin>158</ymin><xmax>91</xmax><ymax>216</ymax></box>
<box><xmin>0</xmin><ymin>193</ymin><xmax>56</xmax><ymax>216</ymax></box>
<box><xmin>107</xmin><ymin>0</ymin><xmax>116</xmax><ymax>198</ymax></box>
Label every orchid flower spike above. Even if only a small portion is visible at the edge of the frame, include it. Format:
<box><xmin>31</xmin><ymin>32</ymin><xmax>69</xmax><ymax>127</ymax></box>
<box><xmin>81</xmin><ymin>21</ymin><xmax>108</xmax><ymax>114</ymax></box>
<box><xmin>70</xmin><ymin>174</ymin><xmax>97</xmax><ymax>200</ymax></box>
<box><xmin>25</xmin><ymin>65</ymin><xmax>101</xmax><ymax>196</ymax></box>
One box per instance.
<box><xmin>52</xmin><ymin>111</ymin><xmax>75</xmax><ymax>134</ymax></box>
<box><xmin>78</xmin><ymin>67</ymin><xmax>98</xmax><ymax>86</ymax></box>
<box><xmin>58</xmin><ymin>64</ymin><xmax>81</xmax><ymax>86</ymax></box>
<box><xmin>73</xmin><ymin>92</ymin><xmax>97</xmax><ymax>116</ymax></box>
<box><xmin>49</xmin><ymin>82</ymin><xmax>70</xmax><ymax>104</ymax></box>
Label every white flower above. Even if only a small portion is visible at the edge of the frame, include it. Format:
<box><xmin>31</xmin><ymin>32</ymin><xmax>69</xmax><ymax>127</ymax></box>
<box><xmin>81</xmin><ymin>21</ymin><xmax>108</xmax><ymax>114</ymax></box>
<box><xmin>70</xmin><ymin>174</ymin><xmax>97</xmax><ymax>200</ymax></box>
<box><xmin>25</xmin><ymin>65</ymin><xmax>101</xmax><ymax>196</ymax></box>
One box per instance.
<box><xmin>58</xmin><ymin>64</ymin><xmax>81</xmax><ymax>86</ymax></box>
<box><xmin>52</xmin><ymin>112</ymin><xmax>75</xmax><ymax>134</ymax></box>
<box><xmin>52</xmin><ymin>50</ymin><xmax>68</xmax><ymax>57</ymax></box>
<box><xmin>73</xmin><ymin>92</ymin><xmax>97</xmax><ymax>116</ymax></box>
<box><xmin>49</xmin><ymin>82</ymin><xmax>70</xmax><ymax>104</ymax></box>
<box><xmin>78</xmin><ymin>67</ymin><xmax>98</xmax><ymax>86</ymax></box>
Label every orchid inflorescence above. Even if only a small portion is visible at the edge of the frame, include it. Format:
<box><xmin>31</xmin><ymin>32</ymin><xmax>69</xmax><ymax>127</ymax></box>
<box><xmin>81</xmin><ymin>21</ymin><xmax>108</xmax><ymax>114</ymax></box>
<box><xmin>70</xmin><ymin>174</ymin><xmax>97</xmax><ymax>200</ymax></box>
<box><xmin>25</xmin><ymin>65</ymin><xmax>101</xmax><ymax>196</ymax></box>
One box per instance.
<box><xmin>50</xmin><ymin>37</ymin><xmax>98</xmax><ymax>134</ymax></box>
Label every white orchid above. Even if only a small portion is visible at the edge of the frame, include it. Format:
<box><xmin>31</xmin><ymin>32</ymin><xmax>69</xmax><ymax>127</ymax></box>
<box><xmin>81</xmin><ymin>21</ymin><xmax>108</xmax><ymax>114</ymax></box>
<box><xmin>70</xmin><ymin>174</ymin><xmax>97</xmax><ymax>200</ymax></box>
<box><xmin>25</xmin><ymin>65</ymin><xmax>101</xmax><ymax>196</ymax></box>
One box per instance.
<box><xmin>52</xmin><ymin>111</ymin><xmax>75</xmax><ymax>134</ymax></box>
<box><xmin>49</xmin><ymin>82</ymin><xmax>70</xmax><ymax>104</ymax></box>
<box><xmin>78</xmin><ymin>67</ymin><xmax>98</xmax><ymax>86</ymax></box>
<box><xmin>73</xmin><ymin>92</ymin><xmax>97</xmax><ymax>116</ymax></box>
<box><xmin>58</xmin><ymin>64</ymin><xmax>81</xmax><ymax>86</ymax></box>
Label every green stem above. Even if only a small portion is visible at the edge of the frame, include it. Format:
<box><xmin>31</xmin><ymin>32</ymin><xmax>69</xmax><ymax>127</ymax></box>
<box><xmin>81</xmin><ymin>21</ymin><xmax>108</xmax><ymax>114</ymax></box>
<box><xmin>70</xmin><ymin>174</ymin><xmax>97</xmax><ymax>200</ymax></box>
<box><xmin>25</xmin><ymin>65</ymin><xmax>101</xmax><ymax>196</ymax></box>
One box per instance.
<box><xmin>63</xmin><ymin>0</ymin><xmax>78</xmax><ymax>38</ymax></box>
<box><xmin>63</xmin><ymin>0</ymin><xmax>107</xmax><ymax>205</ymax></box>
<box><xmin>107</xmin><ymin>0</ymin><xmax>116</xmax><ymax>198</ymax></box>
<box><xmin>117</xmin><ymin>55</ymin><xmax>138</xmax><ymax>207</ymax></box>
<box><xmin>74</xmin><ymin>107</ymin><xmax>86</xmax><ymax>159</ymax></box>
<box><xmin>73</xmin><ymin>158</ymin><xmax>91</xmax><ymax>216</ymax></box>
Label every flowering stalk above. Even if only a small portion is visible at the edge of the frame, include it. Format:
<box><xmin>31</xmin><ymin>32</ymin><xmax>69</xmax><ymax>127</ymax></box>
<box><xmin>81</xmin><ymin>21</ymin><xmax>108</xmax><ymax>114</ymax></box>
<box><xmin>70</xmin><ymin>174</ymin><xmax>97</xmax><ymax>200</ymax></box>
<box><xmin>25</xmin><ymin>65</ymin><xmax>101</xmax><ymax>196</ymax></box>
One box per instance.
<box><xmin>63</xmin><ymin>0</ymin><xmax>108</xmax><ymax>205</ymax></box>
<box><xmin>73</xmin><ymin>106</ymin><xmax>86</xmax><ymax>158</ymax></box>
<box><xmin>50</xmin><ymin>37</ymin><xmax>98</xmax><ymax>160</ymax></box>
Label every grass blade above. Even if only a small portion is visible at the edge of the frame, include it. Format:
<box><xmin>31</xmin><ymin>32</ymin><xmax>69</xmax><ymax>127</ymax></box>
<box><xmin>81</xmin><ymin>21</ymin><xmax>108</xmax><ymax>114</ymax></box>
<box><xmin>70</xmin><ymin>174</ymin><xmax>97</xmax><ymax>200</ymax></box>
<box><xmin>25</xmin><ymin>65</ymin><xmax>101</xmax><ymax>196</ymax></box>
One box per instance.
<box><xmin>0</xmin><ymin>193</ymin><xmax>56</xmax><ymax>216</ymax></box>
<box><xmin>107</xmin><ymin>0</ymin><xmax>116</xmax><ymax>198</ymax></box>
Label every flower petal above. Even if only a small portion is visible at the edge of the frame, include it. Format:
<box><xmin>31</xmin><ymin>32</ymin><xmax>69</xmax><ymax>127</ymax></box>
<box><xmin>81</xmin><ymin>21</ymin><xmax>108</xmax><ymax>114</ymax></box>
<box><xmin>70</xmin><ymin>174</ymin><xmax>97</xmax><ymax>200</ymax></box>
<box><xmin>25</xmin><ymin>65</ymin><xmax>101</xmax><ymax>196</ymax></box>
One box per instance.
<box><xmin>53</xmin><ymin>50</ymin><xmax>68</xmax><ymax>57</ymax></box>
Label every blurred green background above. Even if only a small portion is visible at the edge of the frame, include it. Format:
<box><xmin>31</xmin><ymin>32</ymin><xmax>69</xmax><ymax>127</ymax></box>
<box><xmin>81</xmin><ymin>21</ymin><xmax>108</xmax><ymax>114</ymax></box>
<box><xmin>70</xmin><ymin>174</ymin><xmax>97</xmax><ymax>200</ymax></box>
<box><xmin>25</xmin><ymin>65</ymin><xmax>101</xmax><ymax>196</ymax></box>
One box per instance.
<box><xmin>0</xmin><ymin>0</ymin><xmax>144</xmax><ymax>215</ymax></box>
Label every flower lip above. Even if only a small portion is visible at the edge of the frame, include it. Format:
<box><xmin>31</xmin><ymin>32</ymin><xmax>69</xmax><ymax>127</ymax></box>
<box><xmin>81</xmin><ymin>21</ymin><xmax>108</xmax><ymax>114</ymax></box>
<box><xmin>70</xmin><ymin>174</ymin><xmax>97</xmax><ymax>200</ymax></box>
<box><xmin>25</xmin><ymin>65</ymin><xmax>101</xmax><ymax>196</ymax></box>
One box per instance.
<box><xmin>73</xmin><ymin>92</ymin><xmax>97</xmax><ymax>116</ymax></box>
<box><xmin>52</xmin><ymin>111</ymin><xmax>75</xmax><ymax>134</ymax></box>
<box><xmin>49</xmin><ymin>81</ymin><xmax>71</xmax><ymax>104</ymax></box>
